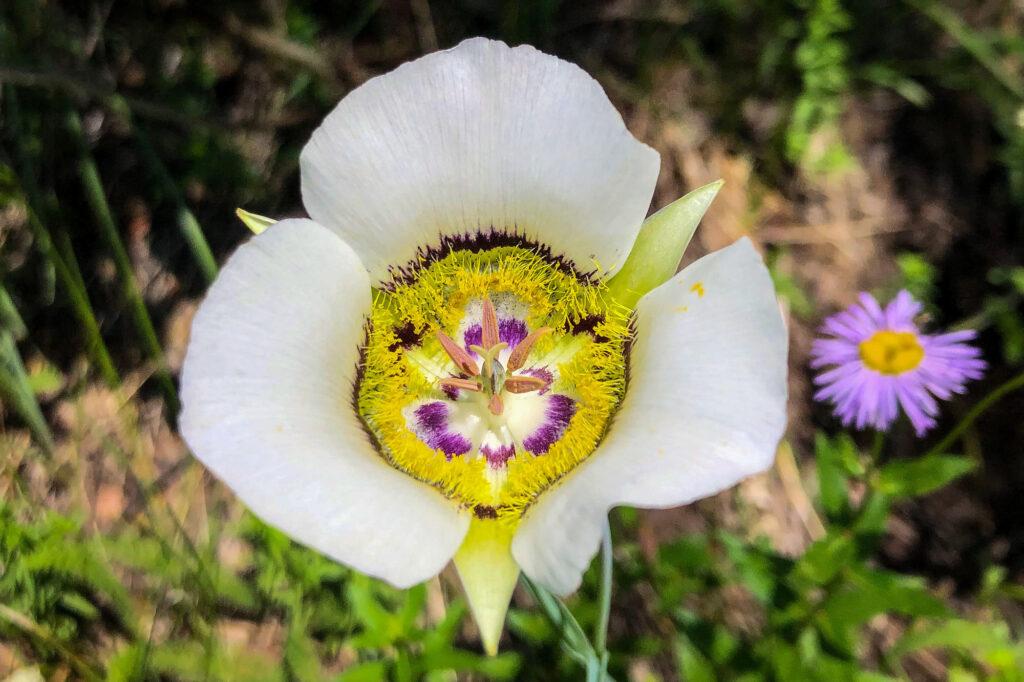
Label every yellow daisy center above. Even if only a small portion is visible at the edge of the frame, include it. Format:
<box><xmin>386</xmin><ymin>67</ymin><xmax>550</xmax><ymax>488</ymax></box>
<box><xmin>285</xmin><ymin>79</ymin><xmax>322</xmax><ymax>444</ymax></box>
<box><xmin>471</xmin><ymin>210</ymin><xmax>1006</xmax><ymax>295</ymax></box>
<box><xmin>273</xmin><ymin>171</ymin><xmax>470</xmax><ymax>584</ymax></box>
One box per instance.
<box><xmin>356</xmin><ymin>246</ymin><xmax>631</xmax><ymax>524</ymax></box>
<box><xmin>859</xmin><ymin>330</ymin><xmax>925</xmax><ymax>374</ymax></box>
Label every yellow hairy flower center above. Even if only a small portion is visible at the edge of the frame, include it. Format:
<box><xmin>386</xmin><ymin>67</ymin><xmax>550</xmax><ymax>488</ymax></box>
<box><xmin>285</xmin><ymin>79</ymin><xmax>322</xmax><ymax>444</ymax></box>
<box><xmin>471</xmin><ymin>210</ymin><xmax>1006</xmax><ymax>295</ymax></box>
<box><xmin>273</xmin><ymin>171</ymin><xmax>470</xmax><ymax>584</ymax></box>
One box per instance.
<box><xmin>859</xmin><ymin>330</ymin><xmax>924</xmax><ymax>374</ymax></box>
<box><xmin>355</xmin><ymin>246</ymin><xmax>631</xmax><ymax>523</ymax></box>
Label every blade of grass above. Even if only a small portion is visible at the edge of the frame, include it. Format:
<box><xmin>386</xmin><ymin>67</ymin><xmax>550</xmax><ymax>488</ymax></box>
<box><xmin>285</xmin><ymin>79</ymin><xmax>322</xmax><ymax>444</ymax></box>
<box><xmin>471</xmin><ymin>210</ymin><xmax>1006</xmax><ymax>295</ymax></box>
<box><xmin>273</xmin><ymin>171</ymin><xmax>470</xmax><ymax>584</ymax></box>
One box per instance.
<box><xmin>3</xmin><ymin>86</ymin><xmax>120</xmax><ymax>387</ymax></box>
<box><xmin>0</xmin><ymin>284</ymin><xmax>28</xmax><ymax>340</ymax></box>
<box><xmin>0</xmin><ymin>604</ymin><xmax>103</xmax><ymax>682</ymax></box>
<box><xmin>63</xmin><ymin>106</ymin><xmax>178</xmax><ymax>412</ymax></box>
<box><xmin>0</xmin><ymin>325</ymin><xmax>54</xmax><ymax>453</ymax></box>
<box><xmin>905</xmin><ymin>0</ymin><xmax>1024</xmax><ymax>100</ymax></box>
<box><xmin>107</xmin><ymin>95</ymin><xmax>218</xmax><ymax>284</ymax></box>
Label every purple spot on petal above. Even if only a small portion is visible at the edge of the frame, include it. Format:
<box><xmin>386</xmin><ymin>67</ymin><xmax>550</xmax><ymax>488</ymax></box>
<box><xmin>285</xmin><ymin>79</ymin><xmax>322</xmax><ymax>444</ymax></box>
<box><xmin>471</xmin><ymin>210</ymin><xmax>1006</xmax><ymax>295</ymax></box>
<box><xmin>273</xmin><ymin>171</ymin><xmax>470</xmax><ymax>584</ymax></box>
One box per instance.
<box><xmin>441</xmin><ymin>376</ymin><xmax>461</xmax><ymax>400</ymax></box>
<box><xmin>499</xmin><ymin>318</ymin><xmax>529</xmax><ymax>348</ymax></box>
<box><xmin>464</xmin><ymin>317</ymin><xmax>529</xmax><ymax>353</ymax></box>
<box><xmin>523</xmin><ymin>394</ymin><xmax>576</xmax><ymax>454</ymax></box>
<box><xmin>480</xmin><ymin>443</ymin><xmax>516</xmax><ymax>469</ymax></box>
<box><xmin>520</xmin><ymin>366</ymin><xmax>554</xmax><ymax>394</ymax></box>
<box><xmin>463</xmin><ymin>324</ymin><xmax>482</xmax><ymax>351</ymax></box>
<box><xmin>413</xmin><ymin>402</ymin><xmax>472</xmax><ymax>458</ymax></box>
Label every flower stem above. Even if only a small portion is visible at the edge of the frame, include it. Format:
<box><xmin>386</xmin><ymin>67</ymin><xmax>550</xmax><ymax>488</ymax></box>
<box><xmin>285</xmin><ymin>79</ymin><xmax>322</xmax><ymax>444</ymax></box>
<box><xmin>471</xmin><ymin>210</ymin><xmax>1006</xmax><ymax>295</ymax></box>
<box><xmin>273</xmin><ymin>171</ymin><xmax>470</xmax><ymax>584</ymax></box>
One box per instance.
<box><xmin>594</xmin><ymin>519</ymin><xmax>613</xmax><ymax>669</ymax></box>
<box><xmin>522</xmin><ymin>574</ymin><xmax>616</xmax><ymax>681</ymax></box>
<box><xmin>869</xmin><ymin>429</ymin><xmax>886</xmax><ymax>464</ymax></box>
<box><xmin>923</xmin><ymin>369</ymin><xmax>1024</xmax><ymax>459</ymax></box>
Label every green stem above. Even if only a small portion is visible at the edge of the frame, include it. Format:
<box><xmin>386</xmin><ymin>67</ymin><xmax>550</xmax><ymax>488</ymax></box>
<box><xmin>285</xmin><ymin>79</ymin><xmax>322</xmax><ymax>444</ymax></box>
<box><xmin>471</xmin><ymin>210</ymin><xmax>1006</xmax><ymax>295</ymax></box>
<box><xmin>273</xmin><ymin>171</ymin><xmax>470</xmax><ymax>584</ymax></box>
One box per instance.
<box><xmin>594</xmin><ymin>519</ymin><xmax>613</xmax><ymax>659</ymax></box>
<box><xmin>522</xmin><ymin>575</ymin><xmax>594</xmax><ymax>666</ymax></box>
<box><xmin>522</xmin><ymin>550</ymin><xmax>617</xmax><ymax>682</ymax></box>
<box><xmin>852</xmin><ymin>430</ymin><xmax>888</xmax><ymax>533</ymax></box>
<box><xmin>868</xmin><ymin>429</ymin><xmax>885</xmax><ymax>466</ymax></box>
<box><xmin>64</xmin><ymin>107</ymin><xmax>178</xmax><ymax>412</ymax></box>
<box><xmin>923</xmin><ymin>370</ymin><xmax>1024</xmax><ymax>459</ymax></box>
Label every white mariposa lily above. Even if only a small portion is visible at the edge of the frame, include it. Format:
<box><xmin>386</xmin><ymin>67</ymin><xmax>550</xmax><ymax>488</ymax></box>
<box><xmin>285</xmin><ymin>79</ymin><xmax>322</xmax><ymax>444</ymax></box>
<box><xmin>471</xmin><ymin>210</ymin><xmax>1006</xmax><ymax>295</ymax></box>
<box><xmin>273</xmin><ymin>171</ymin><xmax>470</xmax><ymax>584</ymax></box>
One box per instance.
<box><xmin>180</xmin><ymin>38</ymin><xmax>788</xmax><ymax>654</ymax></box>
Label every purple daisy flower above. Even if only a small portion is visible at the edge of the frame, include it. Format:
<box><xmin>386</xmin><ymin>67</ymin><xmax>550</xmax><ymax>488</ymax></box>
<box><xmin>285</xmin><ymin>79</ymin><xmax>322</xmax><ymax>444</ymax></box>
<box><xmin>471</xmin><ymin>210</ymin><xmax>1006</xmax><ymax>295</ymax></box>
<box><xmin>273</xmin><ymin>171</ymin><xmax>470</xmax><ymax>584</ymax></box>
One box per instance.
<box><xmin>811</xmin><ymin>290</ymin><xmax>986</xmax><ymax>436</ymax></box>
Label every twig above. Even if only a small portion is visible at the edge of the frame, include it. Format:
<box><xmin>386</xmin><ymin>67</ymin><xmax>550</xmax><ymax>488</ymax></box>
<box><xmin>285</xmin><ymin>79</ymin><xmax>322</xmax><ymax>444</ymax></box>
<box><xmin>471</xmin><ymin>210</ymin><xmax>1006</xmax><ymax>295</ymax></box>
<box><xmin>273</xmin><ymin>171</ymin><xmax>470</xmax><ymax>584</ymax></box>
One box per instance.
<box><xmin>759</xmin><ymin>220</ymin><xmax>909</xmax><ymax>245</ymax></box>
<box><xmin>410</xmin><ymin>0</ymin><xmax>438</xmax><ymax>53</ymax></box>
<box><xmin>776</xmin><ymin>441</ymin><xmax>827</xmax><ymax>540</ymax></box>
<box><xmin>0</xmin><ymin>65</ymin><xmax>229</xmax><ymax>133</ymax></box>
<box><xmin>223</xmin><ymin>14</ymin><xmax>343</xmax><ymax>94</ymax></box>
<box><xmin>905</xmin><ymin>0</ymin><xmax>1024</xmax><ymax>100</ymax></box>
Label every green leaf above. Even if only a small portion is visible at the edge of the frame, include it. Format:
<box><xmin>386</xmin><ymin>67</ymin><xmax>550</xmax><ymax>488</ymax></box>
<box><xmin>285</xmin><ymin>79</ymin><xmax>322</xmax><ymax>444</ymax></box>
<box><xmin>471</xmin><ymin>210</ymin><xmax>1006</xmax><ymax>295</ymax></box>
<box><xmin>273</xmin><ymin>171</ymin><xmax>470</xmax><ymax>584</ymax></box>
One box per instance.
<box><xmin>818</xmin><ymin>568</ymin><xmax>947</xmax><ymax>654</ymax></box>
<box><xmin>791</xmin><ymin>533</ymin><xmax>855</xmax><ymax>586</ymax></box>
<box><xmin>337</xmin><ymin>661</ymin><xmax>390</xmax><ymax>682</ymax></box>
<box><xmin>415</xmin><ymin>649</ymin><xmax>520</xmax><ymax>679</ymax></box>
<box><xmin>876</xmin><ymin>454</ymin><xmax>976</xmax><ymax>497</ymax></box>
<box><xmin>284</xmin><ymin>619</ymin><xmax>322</xmax><ymax>682</ymax></box>
<box><xmin>674</xmin><ymin>635</ymin><xmax>716</xmax><ymax>682</ymax></box>
<box><xmin>606</xmin><ymin>180</ymin><xmax>722</xmax><ymax>309</ymax></box>
<box><xmin>718</xmin><ymin>532</ymin><xmax>779</xmax><ymax>603</ymax></box>
<box><xmin>814</xmin><ymin>432</ymin><xmax>850</xmax><ymax>517</ymax></box>
<box><xmin>27</xmin><ymin>357</ymin><xmax>63</xmax><ymax>396</ymax></box>
<box><xmin>892</xmin><ymin>619</ymin><xmax>1024</xmax><ymax>671</ymax></box>
<box><xmin>236</xmin><ymin>208</ymin><xmax>277</xmax><ymax>235</ymax></box>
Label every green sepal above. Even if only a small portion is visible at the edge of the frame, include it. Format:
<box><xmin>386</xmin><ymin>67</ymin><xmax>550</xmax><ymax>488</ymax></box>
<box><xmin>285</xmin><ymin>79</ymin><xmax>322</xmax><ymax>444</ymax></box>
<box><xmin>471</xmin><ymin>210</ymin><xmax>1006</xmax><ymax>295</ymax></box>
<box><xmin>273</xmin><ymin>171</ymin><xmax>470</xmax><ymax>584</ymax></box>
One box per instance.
<box><xmin>606</xmin><ymin>180</ymin><xmax>723</xmax><ymax>309</ymax></box>
<box><xmin>235</xmin><ymin>208</ymin><xmax>277</xmax><ymax>235</ymax></box>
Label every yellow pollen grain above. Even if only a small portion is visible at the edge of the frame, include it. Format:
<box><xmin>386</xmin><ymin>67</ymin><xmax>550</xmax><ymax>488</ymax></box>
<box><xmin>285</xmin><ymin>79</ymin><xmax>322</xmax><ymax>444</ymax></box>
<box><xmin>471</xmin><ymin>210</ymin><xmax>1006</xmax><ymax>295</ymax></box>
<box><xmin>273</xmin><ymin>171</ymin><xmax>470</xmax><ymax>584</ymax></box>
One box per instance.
<box><xmin>690</xmin><ymin>281</ymin><xmax>705</xmax><ymax>297</ymax></box>
<box><xmin>859</xmin><ymin>330</ymin><xmax>925</xmax><ymax>375</ymax></box>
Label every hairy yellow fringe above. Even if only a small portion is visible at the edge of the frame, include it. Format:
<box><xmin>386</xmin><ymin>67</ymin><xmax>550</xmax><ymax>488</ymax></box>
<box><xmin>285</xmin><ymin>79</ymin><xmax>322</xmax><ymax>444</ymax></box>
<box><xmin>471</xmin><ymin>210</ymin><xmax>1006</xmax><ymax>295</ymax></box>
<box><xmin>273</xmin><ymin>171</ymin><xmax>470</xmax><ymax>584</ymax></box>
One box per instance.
<box><xmin>356</xmin><ymin>246</ymin><xmax>630</xmax><ymax>521</ymax></box>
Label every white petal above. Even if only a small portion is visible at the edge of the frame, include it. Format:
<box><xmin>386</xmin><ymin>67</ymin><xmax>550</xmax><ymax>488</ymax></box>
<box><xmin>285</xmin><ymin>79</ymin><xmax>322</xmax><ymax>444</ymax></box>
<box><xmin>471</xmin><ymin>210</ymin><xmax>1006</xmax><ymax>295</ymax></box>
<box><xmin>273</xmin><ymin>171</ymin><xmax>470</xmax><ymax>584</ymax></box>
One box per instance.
<box><xmin>301</xmin><ymin>37</ymin><xmax>660</xmax><ymax>283</ymax></box>
<box><xmin>511</xmin><ymin>238</ymin><xmax>788</xmax><ymax>594</ymax></box>
<box><xmin>180</xmin><ymin>219</ymin><xmax>469</xmax><ymax>587</ymax></box>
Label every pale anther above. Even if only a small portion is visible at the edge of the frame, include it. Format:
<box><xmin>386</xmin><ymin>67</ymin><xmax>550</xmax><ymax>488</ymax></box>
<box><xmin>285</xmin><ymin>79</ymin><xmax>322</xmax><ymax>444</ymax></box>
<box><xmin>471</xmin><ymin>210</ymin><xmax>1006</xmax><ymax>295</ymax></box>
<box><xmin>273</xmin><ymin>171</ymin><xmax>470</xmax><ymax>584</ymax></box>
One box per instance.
<box><xmin>439</xmin><ymin>377</ymin><xmax>482</xmax><ymax>392</ymax></box>
<box><xmin>506</xmin><ymin>326</ymin><xmax>552</xmax><ymax>372</ymax></box>
<box><xmin>481</xmin><ymin>296</ymin><xmax>500</xmax><ymax>348</ymax></box>
<box><xmin>503</xmin><ymin>376</ymin><xmax>549</xmax><ymax>393</ymax></box>
<box><xmin>437</xmin><ymin>331</ymin><xmax>479</xmax><ymax>376</ymax></box>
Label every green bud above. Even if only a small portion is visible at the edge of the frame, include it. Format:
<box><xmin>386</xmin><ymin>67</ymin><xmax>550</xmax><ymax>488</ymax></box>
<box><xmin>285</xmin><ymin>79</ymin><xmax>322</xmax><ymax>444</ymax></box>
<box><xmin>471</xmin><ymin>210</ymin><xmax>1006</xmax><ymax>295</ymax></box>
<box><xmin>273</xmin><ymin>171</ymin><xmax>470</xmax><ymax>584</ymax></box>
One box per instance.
<box><xmin>606</xmin><ymin>180</ymin><xmax>723</xmax><ymax>309</ymax></box>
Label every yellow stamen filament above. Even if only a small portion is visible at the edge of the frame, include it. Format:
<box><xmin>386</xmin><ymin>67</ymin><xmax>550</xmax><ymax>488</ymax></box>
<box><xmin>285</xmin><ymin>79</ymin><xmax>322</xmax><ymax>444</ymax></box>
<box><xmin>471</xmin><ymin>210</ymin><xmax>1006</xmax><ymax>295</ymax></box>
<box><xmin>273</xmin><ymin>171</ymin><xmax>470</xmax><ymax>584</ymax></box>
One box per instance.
<box><xmin>506</xmin><ymin>327</ymin><xmax>552</xmax><ymax>372</ymax></box>
<box><xmin>859</xmin><ymin>330</ymin><xmax>925</xmax><ymax>375</ymax></box>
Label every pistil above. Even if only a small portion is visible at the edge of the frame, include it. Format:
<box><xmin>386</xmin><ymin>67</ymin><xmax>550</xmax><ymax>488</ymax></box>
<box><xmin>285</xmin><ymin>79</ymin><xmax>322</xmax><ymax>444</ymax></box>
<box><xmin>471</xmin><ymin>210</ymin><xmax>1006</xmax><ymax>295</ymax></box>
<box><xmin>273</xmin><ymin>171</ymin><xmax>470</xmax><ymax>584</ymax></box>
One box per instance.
<box><xmin>435</xmin><ymin>296</ymin><xmax>552</xmax><ymax>415</ymax></box>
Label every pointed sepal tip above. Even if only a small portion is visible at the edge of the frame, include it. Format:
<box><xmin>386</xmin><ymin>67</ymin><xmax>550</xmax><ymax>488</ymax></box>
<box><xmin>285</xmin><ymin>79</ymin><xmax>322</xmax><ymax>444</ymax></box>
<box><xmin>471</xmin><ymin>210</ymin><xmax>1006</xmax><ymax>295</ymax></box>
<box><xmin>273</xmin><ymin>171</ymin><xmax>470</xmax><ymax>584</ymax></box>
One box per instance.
<box><xmin>606</xmin><ymin>179</ymin><xmax>723</xmax><ymax>309</ymax></box>
<box><xmin>453</xmin><ymin>518</ymin><xmax>520</xmax><ymax>656</ymax></box>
